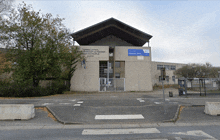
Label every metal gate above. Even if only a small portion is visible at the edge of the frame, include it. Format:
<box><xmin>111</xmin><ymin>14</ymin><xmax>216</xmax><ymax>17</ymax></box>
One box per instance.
<box><xmin>99</xmin><ymin>78</ymin><xmax>125</xmax><ymax>92</ymax></box>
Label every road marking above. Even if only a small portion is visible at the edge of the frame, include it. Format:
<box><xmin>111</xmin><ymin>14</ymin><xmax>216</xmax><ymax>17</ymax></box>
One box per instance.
<box><xmin>59</xmin><ymin>103</ymin><xmax>71</xmax><ymax>105</ymax></box>
<box><xmin>42</xmin><ymin>103</ymin><xmax>53</xmax><ymax>106</ymax></box>
<box><xmin>95</xmin><ymin>114</ymin><xmax>144</xmax><ymax>120</ymax></box>
<box><xmin>154</xmin><ymin>102</ymin><xmax>162</xmax><ymax>104</ymax></box>
<box><xmin>137</xmin><ymin>98</ymin><xmax>145</xmax><ymax>102</ymax></box>
<box><xmin>82</xmin><ymin>128</ymin><xmax>160</xmax><ymax>135</ymax></box>
<box><xmin>171</xmin><ymin>130</ymin><xmax>216</xmax><ymax>139</ymax></box>
<box><xmin>140</xmin><ymin>139</ymin><xmax>168</xmax><ymax>140</ymax></box>
<box><xmin>73</xmin><ymin>104</ymin><xmax>81</xmax><ymax>106</ymax></box>
<box><xmin>175</xmin><ymin>137</ymin><xmax>182</xmax><ymax>140</ymax></box>
<box><xmin>70</xmin><ymin>99</ymin><xmax>76</xmax><ymax>102</ymax></box>
<box><xmin>77</xmin><ymin>101</ymin><xmax>83</xmax><ymax>104</ymax></box>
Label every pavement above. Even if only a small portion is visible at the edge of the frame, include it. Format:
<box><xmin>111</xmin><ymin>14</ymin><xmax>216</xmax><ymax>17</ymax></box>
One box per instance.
<box><xmin>0</xmin><ymin>88</ymin><xmax>220</xmax><ymax>128</ymax></box>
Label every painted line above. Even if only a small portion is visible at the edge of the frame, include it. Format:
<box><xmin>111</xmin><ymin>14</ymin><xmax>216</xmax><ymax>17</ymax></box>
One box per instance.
<box><xmin>82</xmin><ymin>128</ymin><xmax>160</xmax><ymax>135</ymax></box>
<box><xmin>95</xmin><ymin>114</ymin><xmax>144</xmax><ymax>120</ymax></box>
<box><xmin>70</xmin><ymin>99</ymin><xmax>76</xmax><ymax>102</ymax></box>
<box><xmin>171</xmin><ymin>130</ymin><xmax>216</xmax><ymax>139</ymax></box>
<box><xmin>140</xmin><ymin>139</ymin><xmax>168</xmax><ymax>140</ymax></box>
<box><xmin>139</xmin><ymin>100</ymin><xmax>145</xmax><ymax>102</ymax></box>
<box><xmin>154</xmin><ymin>102</ymin><xmax>162</xmax><ymax>104</ymax></box>
<box><xmin>42</xmin><ymin>103</ymin><xmax>53</xmax><ymax>106</ymax></box>
<box><xmin>59</xmin><ymin>103</ymin><xmax>71</xmax><ymax>105</ymax></box>
<box><xmin>73</xmin><ymin>104</ymin><xmax>81</xmax><ymax>106</ymax></box>
<box><xmin>137</xmin><ymin>98</ymin><xmax>142</xmax><ymax>100</ymax></box>
<box><xmin>77</xmin><ymin>101</ymin><xmax>83</xmax><ymax>104</ymax></box>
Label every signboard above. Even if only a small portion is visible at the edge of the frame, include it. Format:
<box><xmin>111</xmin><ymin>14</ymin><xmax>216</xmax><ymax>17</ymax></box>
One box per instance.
<box><xmin>128</xmin><ymin>49</ymin><xmax>149</xmax><ymax>56</ymax></box>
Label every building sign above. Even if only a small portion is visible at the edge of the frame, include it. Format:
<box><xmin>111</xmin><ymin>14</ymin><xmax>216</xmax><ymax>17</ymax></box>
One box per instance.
<box><xmin>128</xmin><ymin>49</ymin><xmax>149</xmax><ymax>56</ymax></box>
<box><xmin>83</xmin><ymin>49</ymin><xmax>106</xmax><ymax>57</ymax></box>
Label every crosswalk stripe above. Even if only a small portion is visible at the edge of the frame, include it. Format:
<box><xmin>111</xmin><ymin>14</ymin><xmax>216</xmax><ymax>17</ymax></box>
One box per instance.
<box><xmin>82</xmin><ymin>128</ymin><xmax>160</xmax><ymax>135</ymax></box>
<box><xmin>73</xmin><ymin>104</ymin><xmax>81</xmax><ymax>106</ymax></box>
<box><xmin>95</xmin><ymin>114</ymin><xmax>144</xmax><ymax>120</ymax></box>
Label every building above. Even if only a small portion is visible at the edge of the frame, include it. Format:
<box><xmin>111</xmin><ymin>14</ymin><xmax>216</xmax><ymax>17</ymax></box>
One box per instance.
<box><xmin>70</xmin><ymin>18</ymin><xmax>186</xmax><ymax>92</ymax></box>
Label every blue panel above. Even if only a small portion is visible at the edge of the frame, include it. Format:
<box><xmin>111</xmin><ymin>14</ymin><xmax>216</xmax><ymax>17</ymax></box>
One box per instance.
<box><xmin>128</xmin><ymin>49</ymin><xmax>149</xmax><ymax>56</ymax></box>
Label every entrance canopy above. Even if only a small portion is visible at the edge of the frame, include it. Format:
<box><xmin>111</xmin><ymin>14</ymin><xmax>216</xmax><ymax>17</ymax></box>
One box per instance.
<box><xmin>71</xmin><ymin>18</ymin><xmax>153</xmax><ymax>46</ymax></box>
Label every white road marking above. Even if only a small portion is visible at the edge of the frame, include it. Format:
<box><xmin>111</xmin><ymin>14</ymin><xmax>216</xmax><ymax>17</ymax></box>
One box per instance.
<box><xmin>73</xmin><ymin>104</ymin><xmax>81</xmax><ymax>106</ymax></box>
<box><xmin>175</xmin><ymin>137</ymin><xmax>182</xmax><ymax>140</ymax></box>
<box><xmin>59</xmin><ymin>103</ymin><xmax>71</xmax><ymax>105</ymax></box>
<box><xmin>95</xmin><ymin>114</ymin><xmax>144</xmax><ymax>120</ymax></box>
<box><xmin>171</xmin><ymin>130</ymin><xmax>216</xmax><ymax>139</ymax></box>
<box><xmin>82</xmin><ymin>128</ymin><xmax>160</xmax><ymax>135</ymax></box>
<box><xmin>154</xmin><ymin>102</ymin><xmax>162</xmax><ymax>104</ymax></box>
<box><xmin>42</xmin><ymin>103</ymin><xmax>53</xmax><ymax>106</ymax></box>
<box><xmin>165</xmin><ymin>99</ymin><xmax>170</xmax><ymax>101</ymax></box>
<box><xmin>137</xmin><ymin>98</ymin><xmax>142</xmax><ymax>100</ymax></box>
<box><xmin>70</xmin><ymin>99</ymin><xmax>76</xmax><ymax>102</ymax></box>
<box><xmin>140</xmin><ymin>139</ymin><xmax>168</xmax><ymax>140</ymax></box>
<box><xmin>169</xmin><ymin>102</ymin><xmax>178</xmax><ymax>104</ymax></box>
<box><xmin>139</xmin><ymin>100</ymin><xmax>145</xmax><ymax>102</ymax></box>
<box><xmin>77</xmin><ymin>101</ymin><xmax>83</xmax><ymax>104</ymax></box>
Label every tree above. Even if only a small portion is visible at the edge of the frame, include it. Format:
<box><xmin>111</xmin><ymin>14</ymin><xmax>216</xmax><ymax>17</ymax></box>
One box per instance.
<box><xmin>0</xmin><ymin>50</ymin><xmax>11</xmax><ymax>75</ymax></box>
<box><xmin>60</xmin><ymin>46</ymin><xmax>84</xmax><ymax>89</ymax></box>
<box><xmin>174</xmin><ymin>62</ymin><xmax>220</xmax><ymax>78</ymax></box>
<box><xmin>0</xmin><ymin>2</ymin><xmax>83</xmax><ymax>87</ymax></box>
<box><xmin>0</xmin><ymin>0</ymin><xmax>14</xmax><ymax>15</ymax></box>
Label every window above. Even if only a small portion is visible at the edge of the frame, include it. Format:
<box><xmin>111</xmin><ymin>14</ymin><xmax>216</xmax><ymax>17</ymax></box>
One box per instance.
<box><xmin>166</xmin><ymin>76</ymin><xmax>169</xmax><ymax>82</ymax></box>
<box><xmin>164</xmin><ymin>65</ymin><xmax>170</xmax><ymax>70</ymax></box>
<box><xmin>115</xmin><ymin>62</ymin><xmax>120</xmax><ymax>68</ymax></box>
<box><xmin>157</xmin><ymin>65</ymin><xmax>163</xmax><ymax>70</ymax></box>
<box><xmin>172</xmin><ymin>76</ymin><xmax>175</xmax><ymax>82</ymax></box>
<box><xmin>115</xmin><ymin>73</ymin><xmax>120</xmax><ymax>78</ymax></box>
<box><xmin>171</xmin><ymin>65</ymin><xmax>176</xmax><ymax>70</ymax></box>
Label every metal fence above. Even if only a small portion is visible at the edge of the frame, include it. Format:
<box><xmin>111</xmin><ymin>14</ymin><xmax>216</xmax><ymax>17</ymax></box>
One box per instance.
<box><xmin>99</xmin><ymin>78</ymin><xmax>125</xmax><ymax>92</ymax></box>
<box><xmin>178</xmin><ymin>78</ymin><xmax>220</xmax><ymax>96</ymax></box>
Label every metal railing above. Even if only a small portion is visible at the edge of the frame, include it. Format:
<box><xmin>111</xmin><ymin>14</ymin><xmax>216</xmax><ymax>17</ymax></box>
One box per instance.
<box><xmin>178</xmin><ymin>78</ymin><xmax>220</xmax><ymax>96</ymax></box>
<box><xmin>99</xmin><ymin>78</ymin><xmax>125</xmax><ymax>92</ymax></box>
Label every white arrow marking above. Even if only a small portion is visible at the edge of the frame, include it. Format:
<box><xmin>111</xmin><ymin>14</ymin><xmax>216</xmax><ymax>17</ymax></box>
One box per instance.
<box><xmin>171</xmin><ymin>130</ymin><xmax>216</xmax><ymax>139</ymax></box>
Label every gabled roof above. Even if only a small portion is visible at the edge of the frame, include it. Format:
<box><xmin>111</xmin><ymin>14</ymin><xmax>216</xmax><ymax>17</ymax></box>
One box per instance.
<box><xmin>71</xmin><ymin>18</ymin><xmax>153</xmax><ymax>46</ymax></box>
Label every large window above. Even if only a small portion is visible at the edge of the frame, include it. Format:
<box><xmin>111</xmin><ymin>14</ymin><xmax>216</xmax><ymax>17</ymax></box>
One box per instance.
<box><xmin>115</xmin><ymin>62</ymin><xmax>120</xmax><ymax>68</ymax></box>
<box><xmin>166</xmin><ymin>76</ymin><xmax>169</xmax><ymax>82</ymax></box>
<box><xmin>172</xmin><ymin>76</ymin><xmax>175</xmax><ymax>82</ymax></box>
<box><xmin>170</xmin><ymin>65</ymin><xmax>176</xmax><ymax>70</ymax></box>
<box><xmin>157</xmin><ymin>65</ymin><xmax>163</xmax><ymax>70</ymax></box>
<box><xmin>164</xmin><ymin>65</ymin><xmax>170</xmax><ymax>70</ymax></box>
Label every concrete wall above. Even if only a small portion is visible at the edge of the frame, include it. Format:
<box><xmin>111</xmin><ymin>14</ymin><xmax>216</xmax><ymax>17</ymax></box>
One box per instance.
<box><xmin>115</xmin><ymin>46</ymin><xmax>152</xmax><ymax>91</ymax></box>
<box><xmin>70</xmin><ymin>46</ymin><xmax>109</xmax><ymax>91</ymax></box>
<box><xmin>151</xmin><ymin>61</ymin><xmax>186</xmax><ymax>85</ymax></box>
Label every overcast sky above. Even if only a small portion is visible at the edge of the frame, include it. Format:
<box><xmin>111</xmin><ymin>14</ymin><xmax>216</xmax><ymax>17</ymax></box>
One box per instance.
<box><xmin>13</xmin><ymin>0</ymin><xmax>220</xmax><ymax>66</ymax></box>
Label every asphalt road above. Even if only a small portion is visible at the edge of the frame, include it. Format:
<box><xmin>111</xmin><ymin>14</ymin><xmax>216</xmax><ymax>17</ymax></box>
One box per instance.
<box><xmin>0</xmin><ymin>88</ymin><xmax>220</xmax><ymax>140</ymax></box>
<box><xmin>0</xmin><ymin>125</ymin><xmax>219</xmax><ymax>140</ymax></box>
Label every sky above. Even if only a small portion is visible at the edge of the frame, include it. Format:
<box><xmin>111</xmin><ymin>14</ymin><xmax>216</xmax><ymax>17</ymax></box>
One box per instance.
<box><xmin>12</xmin><ymin>0</ymin><xmax>220</xmax><ymax>66</ymax></box>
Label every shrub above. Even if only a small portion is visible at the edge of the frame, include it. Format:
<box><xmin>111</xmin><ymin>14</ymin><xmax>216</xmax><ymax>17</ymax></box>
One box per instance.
<box><xmin>0</xmin><ymin>80</ymin><xmax>69</xmax><ymax>97</ymax></box>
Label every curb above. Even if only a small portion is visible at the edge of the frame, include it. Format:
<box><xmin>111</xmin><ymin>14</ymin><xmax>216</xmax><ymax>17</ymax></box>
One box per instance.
<box><xmin>46</xmin><ymin>106</ymin><xmax>82</xmax><ymax>125</ymax></box>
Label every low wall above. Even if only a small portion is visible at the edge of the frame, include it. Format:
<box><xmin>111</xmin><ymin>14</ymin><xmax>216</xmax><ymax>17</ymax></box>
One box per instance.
<box><xmin>204</xmin><ymin>102</ymin><xmax>220</xmax><ymax>116</ymax></box>
<box><xmin>0</xmin><ymin>104</ymin><xmax>35</xmax><ymax>120</ymax></box>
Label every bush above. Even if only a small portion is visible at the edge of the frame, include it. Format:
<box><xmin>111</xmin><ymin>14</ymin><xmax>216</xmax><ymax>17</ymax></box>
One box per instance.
<box><xmin>0</xmin><ymin>80</ymin><xmax>69</xmax><ymax>97</ymax></box>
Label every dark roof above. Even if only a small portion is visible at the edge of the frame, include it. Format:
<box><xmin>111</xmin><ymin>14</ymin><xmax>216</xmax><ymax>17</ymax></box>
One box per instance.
<box><xmin>71</xmin><ymin>18</ymin><xmax>153</xmax><ymax>46</ymax></box>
